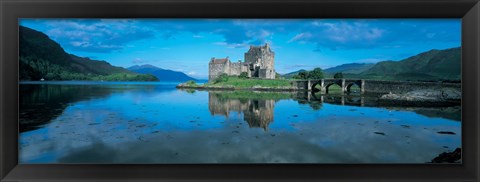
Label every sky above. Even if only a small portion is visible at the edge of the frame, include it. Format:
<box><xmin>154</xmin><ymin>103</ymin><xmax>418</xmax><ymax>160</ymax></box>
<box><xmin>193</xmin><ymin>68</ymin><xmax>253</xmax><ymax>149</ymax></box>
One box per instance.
<box><xmin>20</xmin><ymin>19</ymin><xmax>461</xmax><ymax>79</ymax></box>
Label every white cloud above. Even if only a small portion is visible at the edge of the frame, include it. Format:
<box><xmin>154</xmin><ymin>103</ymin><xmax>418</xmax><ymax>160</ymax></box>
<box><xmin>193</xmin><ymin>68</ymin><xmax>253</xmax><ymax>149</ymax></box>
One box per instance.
<box><xmin>287</xmin><ymin>21</ymin><xmax>387</xmax><ymax>49</ymax></box>
<box><xmin>320</xmin><ymin>22</ymin><xmax>385</xmax><ymax>43</ymax></box>
<box><xmin>288</xmin><ymin>33</ymin><xmax>312</xmax><ymax>43</ymax></box>
<box><xmin>213</xmin><ymin>42</ymin><xmax>249</xmax><ymax>49</ymax></box>
<box><xmin>42</xmin><ymin>19</ymin><xmax>154</xmax><ymax>53</ymax></box>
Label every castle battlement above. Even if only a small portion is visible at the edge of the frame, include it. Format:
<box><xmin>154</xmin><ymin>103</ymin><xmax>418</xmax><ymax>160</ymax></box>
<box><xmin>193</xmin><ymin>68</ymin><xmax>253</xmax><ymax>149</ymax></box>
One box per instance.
<box><xmin>208</xmin><ymin>44</ymin><xmax>275</xmax><ymax>82</ymax></box>
<box><xmin>210</xmin><ymin>57</ymin><xmax>230</xmax><ymax>64</ymax></box>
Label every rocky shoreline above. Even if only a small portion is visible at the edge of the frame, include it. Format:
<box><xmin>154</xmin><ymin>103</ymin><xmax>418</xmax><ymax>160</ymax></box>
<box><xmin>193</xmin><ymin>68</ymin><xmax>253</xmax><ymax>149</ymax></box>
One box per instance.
<box><xmin>430</xmin><ymin>148</ymin><xmax>461</xmax><ymax>163</ymax></box>
<box><xmin>178</xmin><ymin>83</ymin><xmax>461</xmax><ymax>107</ymax></box>
<box><xmin>377</xmin><ymin>88</ymin><xmax>461</xmax><ymax>107</ymax></box>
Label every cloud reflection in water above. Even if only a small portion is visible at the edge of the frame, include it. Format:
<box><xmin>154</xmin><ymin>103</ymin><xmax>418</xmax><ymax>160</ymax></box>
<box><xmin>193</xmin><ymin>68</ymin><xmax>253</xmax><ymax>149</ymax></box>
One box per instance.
<box><xmin>19</xmin><ymin>83</ymin><xmax>461</xmax><ymax>163</ymax></box>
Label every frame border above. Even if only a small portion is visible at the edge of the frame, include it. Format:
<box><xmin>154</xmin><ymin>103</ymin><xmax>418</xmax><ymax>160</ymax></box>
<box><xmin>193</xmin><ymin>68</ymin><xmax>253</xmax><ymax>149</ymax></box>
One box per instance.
<box><xmin>1</xmin><ymin>0</ymin><xmax>479</xmax><ymax>181</ymax></box>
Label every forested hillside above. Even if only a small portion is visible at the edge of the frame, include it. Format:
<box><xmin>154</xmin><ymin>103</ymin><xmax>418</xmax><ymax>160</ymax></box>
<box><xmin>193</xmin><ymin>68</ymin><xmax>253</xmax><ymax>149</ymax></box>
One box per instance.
<box><xmin>19</xmin><ymin>26</ymin><xmax>158</xmax><ymax>81</ymax></box>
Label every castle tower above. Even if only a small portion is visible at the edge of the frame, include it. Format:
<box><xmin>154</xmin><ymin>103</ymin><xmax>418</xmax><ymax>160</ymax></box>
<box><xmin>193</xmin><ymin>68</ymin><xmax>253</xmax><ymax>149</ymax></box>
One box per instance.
<box><xmin>208</xmin><ymin>57</ymin><xmax>230</xmax><ymax>82</ymax></box>
<box><xmin>244</xmin><ymin>43</ymin><xmax>275</xmax><ymax>79</ymax></box>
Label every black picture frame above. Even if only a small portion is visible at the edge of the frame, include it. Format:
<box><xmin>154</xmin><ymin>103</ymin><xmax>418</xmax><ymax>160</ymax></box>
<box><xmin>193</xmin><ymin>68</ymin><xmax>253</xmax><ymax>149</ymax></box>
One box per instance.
<box><xmin>1</xmin><ymin>0</ymin><xmax>479</xmax><ymax>181</ymax></box>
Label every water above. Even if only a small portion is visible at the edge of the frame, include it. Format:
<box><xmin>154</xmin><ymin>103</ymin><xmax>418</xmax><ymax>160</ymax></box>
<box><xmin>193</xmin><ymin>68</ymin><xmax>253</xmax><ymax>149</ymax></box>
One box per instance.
<box><xmin>19</xmin><ymin>81</ymin><xmax>461</xmax><ymax>164</ymax></box>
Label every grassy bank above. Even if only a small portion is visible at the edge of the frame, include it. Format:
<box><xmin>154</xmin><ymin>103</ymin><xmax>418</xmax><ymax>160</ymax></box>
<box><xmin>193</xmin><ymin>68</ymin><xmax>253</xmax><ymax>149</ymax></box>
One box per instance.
<box><xmin>177</xmin><ymin>76</ymin><xmax>296</xmax><ymax>90</ymax></box>
<box><xmin>205</xmin><ymin>77</ymin><xmax>292</xmax><ymax>88</ymax></box>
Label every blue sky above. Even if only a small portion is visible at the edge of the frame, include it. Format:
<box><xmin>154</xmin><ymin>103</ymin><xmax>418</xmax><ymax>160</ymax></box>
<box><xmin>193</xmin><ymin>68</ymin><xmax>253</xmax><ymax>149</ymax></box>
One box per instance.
<box><xmin>20</xmin><ymin>19</ymin><xmax>461</xmax><ymax>79</ymax></box>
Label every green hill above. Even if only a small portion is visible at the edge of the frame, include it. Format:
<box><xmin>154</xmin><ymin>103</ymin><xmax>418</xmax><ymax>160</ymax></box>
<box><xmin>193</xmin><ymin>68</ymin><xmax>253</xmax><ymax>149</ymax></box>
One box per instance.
<box><xmin>19</xmin><ymin>26</ymin><xmax>158</xmax><ymax>81</ymax></box>
<box><xmin>283</xmin><ymin>47</ymin><xmax>460</xmax><ymax>82</ymax></box>
<box><xmin>361</xmin><ymin>47</ymin><xmax>461</xmax><ymax>81</ymax></box>
<box><xmin>324</xmin><ymin>63</ymin><xmax>374</xmax><ymax>74</ymax></box>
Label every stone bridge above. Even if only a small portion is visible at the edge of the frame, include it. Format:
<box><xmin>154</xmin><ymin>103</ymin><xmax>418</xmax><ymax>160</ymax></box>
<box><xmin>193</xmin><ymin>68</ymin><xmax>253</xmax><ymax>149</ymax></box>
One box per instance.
<box><xmin>292</xmin><ymin>79</ymin><xmax>365</xmax><ymax>94</ymax></box>
<box><xmin>292</xmin><ymin>79</ymin><xmax>461</xmax><ymax>94</ymax></box>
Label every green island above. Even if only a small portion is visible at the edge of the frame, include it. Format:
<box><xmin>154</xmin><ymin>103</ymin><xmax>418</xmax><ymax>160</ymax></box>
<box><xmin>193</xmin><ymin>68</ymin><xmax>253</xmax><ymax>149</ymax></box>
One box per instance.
<box><xmin>178</xmin><ymin>78</ymin><xmax>349</xmax><ymax>94</ymax></box>
<box><xmin>177</xmin><ymin>68</ymin><xmax>347</xmax><ymax>92</ymax></box>
<box><xmin>177</xmin><ymin>74</ymin><xmax>296</xmax><ymax>91</ymax></box>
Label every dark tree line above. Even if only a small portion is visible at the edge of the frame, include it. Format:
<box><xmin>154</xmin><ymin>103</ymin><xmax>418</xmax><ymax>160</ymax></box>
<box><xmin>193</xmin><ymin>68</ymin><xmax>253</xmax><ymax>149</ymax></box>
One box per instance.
<box><xmin>292</xmin><ymin>68</ymin><xmax>324</xmax><ymax>80</ymax></box>
<box><xmin>20</xmin><ymin>56</ymin><xmax>158</xmax><ymax>81</ymax></box>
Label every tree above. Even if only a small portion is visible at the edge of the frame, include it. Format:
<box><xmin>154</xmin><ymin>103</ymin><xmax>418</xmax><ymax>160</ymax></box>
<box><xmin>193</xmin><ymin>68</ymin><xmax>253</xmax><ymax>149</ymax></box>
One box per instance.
<box><xmin>334</xmin><ymin>72</ymin><xmax>344</xmax><ymax>79</ymax></box>
<box><xmin>293</xmin><ymin>71</ymin><xmax>309</xmax><ymax>79</ymax></box>
<box><xmin>309</xmin><ymin>68</ymin><xmax>324</xmax><ymax>79</ymax></box>
<box><xmin>292</xmin><ymin>68</ymin><xmax>324</xmax><ymax>80</ymax></box>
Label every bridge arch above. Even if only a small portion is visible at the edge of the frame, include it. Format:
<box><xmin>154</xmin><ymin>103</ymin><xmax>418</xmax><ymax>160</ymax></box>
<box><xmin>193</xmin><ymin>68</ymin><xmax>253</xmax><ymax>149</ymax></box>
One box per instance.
<box><xmin>346</xmin><ymin>81</ymin><xmax>362</xmax><ymax>93</ymax></box>
<box><xmin>311</xmin><ymin>82</ymin><xmax>323</xmax><ymax>93</ymax></box>
<box><xmin>324</xmin><ymin>83</ymin><xmax>343</xmax><ymax>94</ymax></box>
<box><xmin>308</xmin><ymin>79</ymin><xmax>364</xmax><ymax>94</ymax></box>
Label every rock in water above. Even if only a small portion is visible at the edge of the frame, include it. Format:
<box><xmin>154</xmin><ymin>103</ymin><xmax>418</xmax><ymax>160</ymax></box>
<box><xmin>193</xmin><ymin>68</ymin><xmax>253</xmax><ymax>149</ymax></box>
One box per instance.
<box><xmin>378</xmin><ymin>88</ymin><xmax>461</xmax><ymax>107</ymax></box>
<box><xmin>437</xmin><ymin>131</ymin><xmax>456</xmax><ymax>135</ymax></box>
<box><xmin>431</xmin><ymin>148</ymin><xmax>461</xmax><ymax>163</ymax></box>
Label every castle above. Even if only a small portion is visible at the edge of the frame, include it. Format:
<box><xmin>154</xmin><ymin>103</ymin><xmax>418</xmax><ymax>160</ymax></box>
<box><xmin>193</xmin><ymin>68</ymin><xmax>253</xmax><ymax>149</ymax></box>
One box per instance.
<box><xmin>208</xmin><ymin>43</ymin><xmax>275</xmax><ymax>82</ymax></box>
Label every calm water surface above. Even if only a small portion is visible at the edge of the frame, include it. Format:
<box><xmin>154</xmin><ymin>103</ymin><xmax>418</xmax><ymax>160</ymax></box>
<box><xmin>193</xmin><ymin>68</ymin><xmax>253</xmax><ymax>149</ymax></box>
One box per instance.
<box><xmin>19</xmin><ymin>81</ymin><xmax>461</xmax><ymax>163</ymax></box>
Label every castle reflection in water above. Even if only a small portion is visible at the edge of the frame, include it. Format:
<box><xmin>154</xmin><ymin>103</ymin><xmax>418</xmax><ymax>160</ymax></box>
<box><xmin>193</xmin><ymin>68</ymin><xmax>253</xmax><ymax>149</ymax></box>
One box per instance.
<box><xmin>207</xmin><ymin>91</ymin><xmax>370</xmax><ymax>131</ymax></box>
<box><xmin>208</xmin><ymin>92</ymin><xmax>275</xmax><ymax>130</ymax></box>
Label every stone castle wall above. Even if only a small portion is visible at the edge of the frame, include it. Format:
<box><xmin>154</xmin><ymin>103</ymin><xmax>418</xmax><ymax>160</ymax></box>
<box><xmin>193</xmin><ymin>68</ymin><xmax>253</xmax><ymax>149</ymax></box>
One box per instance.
<box><xmin>209</xmin><ymin>61</ymin><xmax>227</xmax><ymax>81</ymax></box>
<box><xmin>229</xmin><ymin>62</ymin><xmax>244</xmax><ymax>76</ymax></box>
<box><xmin>259</xmin><ymin>69</ymin><xmax>275</xmax><ymax>79</ymax></box>
<box><xmin>209</xmin><ymin>61</ymin><xmax>249</xmax><ymax>81</ymax></box>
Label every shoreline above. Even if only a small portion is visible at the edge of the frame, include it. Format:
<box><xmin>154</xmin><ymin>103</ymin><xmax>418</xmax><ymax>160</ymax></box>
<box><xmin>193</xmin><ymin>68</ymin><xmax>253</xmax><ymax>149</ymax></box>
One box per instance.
<box><xmin>177</xmin><ymin>84</ymin><xmax>461</xmax><ymax>107</ymax></box>
<box><xmin>377</xmin><ymin>89</ymin><xmax>461</xmax><ymax>107</ymax></box>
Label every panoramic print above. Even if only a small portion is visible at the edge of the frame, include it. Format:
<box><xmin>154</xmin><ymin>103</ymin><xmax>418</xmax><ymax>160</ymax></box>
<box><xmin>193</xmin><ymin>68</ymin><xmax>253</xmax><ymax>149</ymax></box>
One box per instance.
<box><xmin>19</xmin><ymin>19</ymin><xmax>461</xmax><ymax>163</ymax></box>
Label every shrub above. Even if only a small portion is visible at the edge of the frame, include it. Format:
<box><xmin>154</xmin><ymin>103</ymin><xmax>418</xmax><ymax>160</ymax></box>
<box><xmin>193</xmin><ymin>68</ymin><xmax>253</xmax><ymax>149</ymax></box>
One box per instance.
<box><xmin>214</xmin><ymin>73</ymin><xmax>229</xmax><ymax>83</ymax></box>
<box><xmin>185</xmin><ymin>80</ymin><xmax>197</xmax><ymax>86</ymax></box>
<box><xmin>238</xmin><ymin>72</ymin><xmax>248</xmax><ymax>79</ymax></box>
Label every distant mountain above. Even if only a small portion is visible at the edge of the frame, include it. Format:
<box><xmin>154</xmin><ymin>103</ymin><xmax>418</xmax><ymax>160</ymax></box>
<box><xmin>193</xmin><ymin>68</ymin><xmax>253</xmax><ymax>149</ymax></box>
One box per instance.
<box><xmin>19</xmin><ymin>26</ymin><xmax>158</xmax><ymax>81</ymax></box>
<box><xmin>324</xmin><ymin>63</ymin><xmax>374</xmax><ymax>74</ymax></box>
<box><xmin>128</xmin><ymin>64</ymin><xmax>198</xmax><ymax>82</ymax></box>
<box><xmin>361</xmin><ymin>47</ymin><xmax>461</xmax><ymax>81</ymax></box>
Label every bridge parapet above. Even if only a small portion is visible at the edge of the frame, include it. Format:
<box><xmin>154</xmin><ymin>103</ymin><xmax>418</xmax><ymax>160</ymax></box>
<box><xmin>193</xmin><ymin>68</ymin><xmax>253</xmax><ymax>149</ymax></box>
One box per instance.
<box><xmin>362</xmin><ymin>80</ymin><xmax>461</xmax><ymax>94</ymax></box>
<box><xmin>291</xmin><ymin>79</ymin><xmax>460</xmax><ymax>94</ymax></box>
